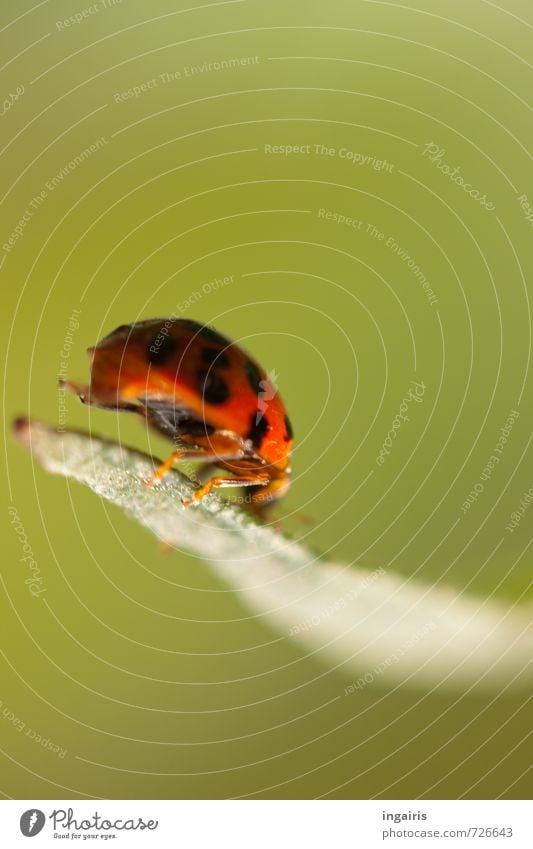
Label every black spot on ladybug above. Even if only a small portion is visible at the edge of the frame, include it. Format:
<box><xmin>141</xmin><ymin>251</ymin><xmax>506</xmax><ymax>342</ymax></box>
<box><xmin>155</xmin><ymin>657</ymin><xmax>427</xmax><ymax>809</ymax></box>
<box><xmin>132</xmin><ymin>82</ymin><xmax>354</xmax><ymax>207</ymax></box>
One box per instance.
<box><xmin>197</xmin><ymin>369</ymin><xmax>230</xmax><ymax>405</ymax></box>
<box><xmin>179</xmin><ymin>318</ymin><xmax>205</xmax><ymax>332</ymax></box>
<box><xmin>245</xmin><ymin>359</ymin><xmax>263</xmax><ymax>395</ymax></box>
<box><xmin>181</xmin><ymin>319</ymin><xmax>229</xmax><ymax>347</ymax></box>
<box><xmin>283</xmin><ymin>415</ymin><xmax>294</xmax><ymax>441</ymax></box>
<box><xmin>247</xmin><ymin>412</ymin><xmax>270</xmax><ymax>448</ymax></box>
<box><xmin>199</xmin><ymin>326</ymin><xmax>230</xmax><ymax>347</ymax></box>
<box><xmin>147</xmin><ymin>334</ymin><xmax>176</xmax><ymax>366</ymax></box>
<box><xmin>147</xmin><ymin>405</ymin><xmax>215</xmax><ymax>439</ymax></box>
<box><xmin>201</xmin><ymin>347</ymin><xmax>230</xmax><ymax>369</ymax></box>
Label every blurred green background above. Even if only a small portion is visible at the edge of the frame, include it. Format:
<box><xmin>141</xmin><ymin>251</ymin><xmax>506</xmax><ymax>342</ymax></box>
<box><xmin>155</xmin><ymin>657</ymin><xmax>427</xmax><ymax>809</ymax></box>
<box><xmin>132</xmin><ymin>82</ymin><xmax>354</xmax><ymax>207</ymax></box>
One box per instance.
<box><xmin>2</xmin><ymin>0</ymin><xmax>532</xmax><ymax>798</ymax></box>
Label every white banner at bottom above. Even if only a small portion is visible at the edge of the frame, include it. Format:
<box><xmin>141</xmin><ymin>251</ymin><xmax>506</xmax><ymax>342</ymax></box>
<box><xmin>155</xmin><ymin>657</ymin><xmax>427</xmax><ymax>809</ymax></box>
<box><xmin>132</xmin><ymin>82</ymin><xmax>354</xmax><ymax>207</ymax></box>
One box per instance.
<box><xmin>0</xmin><ymin>800</ymin><xmax>530</xmax><ymax>848</ymax></box>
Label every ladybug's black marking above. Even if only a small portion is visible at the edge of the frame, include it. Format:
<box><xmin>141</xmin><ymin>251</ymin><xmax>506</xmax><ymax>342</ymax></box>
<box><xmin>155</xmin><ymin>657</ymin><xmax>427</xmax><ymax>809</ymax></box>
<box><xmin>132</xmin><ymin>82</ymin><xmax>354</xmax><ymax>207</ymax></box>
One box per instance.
<box><xmin>197</xmin><ymin>369</ymin><xmax>230</xmax><ymax>405</ymax></box>
<box><xmin>283</xmin><ymin>415</ymin><xmax>294</xmax><ymax>441</ymax></box>
<box><xmin>147</xmin><ymin>334</ymin><xmax>177</xmax><ymax>366</ymax></box>
<box><xmin>199</xmin><ymin>325</ymin><xmax>230</xmax><ymax>347</ymax></box>
<box><xmin>245</xmin><ymin>359</ymin><xmax>263</xmax><ymax>395</ymax></box>
<box><xmin>146</xmin><ymin>405</ymin><xmax>215</xmax><ymax>439</ymax></box>
<box><xmin>181</xmin><ymin>319</ymin><xmax>229</xmax><ymax>348</ymax></box>
<box><xmin>246</xmin><ymin>411</ymin><xmax>270</xmax><ymax>448</ymax></box>
<box><xmin>201</xmin><ymin>347</ymin><xmax>230</xmax><ymax>369</ymax></box>
<box><xmin>178</xmin><ymin>318</ymin><xmax>205</xmax><ymax>332</ymax></box>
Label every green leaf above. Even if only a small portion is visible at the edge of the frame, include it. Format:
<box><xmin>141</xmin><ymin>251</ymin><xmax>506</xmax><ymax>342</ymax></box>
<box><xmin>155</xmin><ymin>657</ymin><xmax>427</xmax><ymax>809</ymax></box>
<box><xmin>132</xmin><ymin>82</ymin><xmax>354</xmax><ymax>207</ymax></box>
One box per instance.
<box><xmin>13</xmin><ymin>418</ymin><xmax>533</xmax><ymax>694</ymax></box>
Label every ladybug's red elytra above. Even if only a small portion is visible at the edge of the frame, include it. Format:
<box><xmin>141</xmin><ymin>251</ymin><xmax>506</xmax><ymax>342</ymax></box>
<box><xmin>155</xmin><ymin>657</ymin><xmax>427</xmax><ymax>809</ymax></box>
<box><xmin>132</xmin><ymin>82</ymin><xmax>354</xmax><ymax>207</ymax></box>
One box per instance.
<box><xmin>61</xmin><ymin>318</ymin><xmax>293</xmax><ymax>514</ymax></box>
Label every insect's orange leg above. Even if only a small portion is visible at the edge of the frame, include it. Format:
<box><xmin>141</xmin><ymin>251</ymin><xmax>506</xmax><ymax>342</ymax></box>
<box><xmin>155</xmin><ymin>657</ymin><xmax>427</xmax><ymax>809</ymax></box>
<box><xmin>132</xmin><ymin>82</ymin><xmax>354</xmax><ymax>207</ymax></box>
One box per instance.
<box><xmin>147</xmin><ymin>432</ymin><xmax>247</xmax><ymax>487</ymax></box>
<box><xmin>146</xmin><ymin>450</ymin><xmax>188</xmax><ymax>486</ymax></box>
<box><xmin>248</xmin><ymin>473</ymin><xmax>291</xmax><ymax>515</ymax></box>
<box><xmin>182</xmin><ymin>469</ymin><xmax>270</xmax><ymax>507</ymax></box>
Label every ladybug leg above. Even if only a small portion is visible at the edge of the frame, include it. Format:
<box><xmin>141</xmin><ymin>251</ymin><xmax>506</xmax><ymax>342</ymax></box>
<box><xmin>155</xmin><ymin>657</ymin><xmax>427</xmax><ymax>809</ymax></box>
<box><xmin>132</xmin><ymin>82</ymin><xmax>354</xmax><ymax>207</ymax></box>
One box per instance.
<box><xmin>248</xmin><ymin>473</ymin><xmax>291</xmax><ymax>515</ymax></box>
<box><xmin>146</xmin><ymin>446</ymin><xmax>220</xmax><ymax>488</ymax></box>
<box><xmin>146</xmin><ymin>449</ymin><xmax>189</xmax><ymax>486</ymax></box>
<box><xmin>183</xmin><ymin>458</ymin><xmax>288</xmax><ymax>510</ymax></box>
<box><xmin>146</xmin><ymin>432</ymin><xmax>247</xmax><ymax>487</ymax></box>
<box><xmin>182</xmin><ymin>469</ymin><xmax>270</xmax><ymax>508</ymax></box>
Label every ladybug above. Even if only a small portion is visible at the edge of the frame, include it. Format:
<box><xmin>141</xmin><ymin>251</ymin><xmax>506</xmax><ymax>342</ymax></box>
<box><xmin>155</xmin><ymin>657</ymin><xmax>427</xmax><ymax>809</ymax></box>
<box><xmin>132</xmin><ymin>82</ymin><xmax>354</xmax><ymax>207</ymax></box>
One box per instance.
<box><xmin>61</xmin><ymin>318</ymin><xmax>293</xmax><ymax>514</ymax></box>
